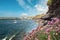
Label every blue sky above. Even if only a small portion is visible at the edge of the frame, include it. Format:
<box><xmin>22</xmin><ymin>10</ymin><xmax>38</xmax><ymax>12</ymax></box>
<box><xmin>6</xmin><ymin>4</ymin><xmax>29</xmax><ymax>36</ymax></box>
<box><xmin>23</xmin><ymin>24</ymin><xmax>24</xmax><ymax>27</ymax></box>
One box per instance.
<box><xmin>0</xmin><ymin>0</ymin><xmax>48</xmax><ymax>17</ymax></box>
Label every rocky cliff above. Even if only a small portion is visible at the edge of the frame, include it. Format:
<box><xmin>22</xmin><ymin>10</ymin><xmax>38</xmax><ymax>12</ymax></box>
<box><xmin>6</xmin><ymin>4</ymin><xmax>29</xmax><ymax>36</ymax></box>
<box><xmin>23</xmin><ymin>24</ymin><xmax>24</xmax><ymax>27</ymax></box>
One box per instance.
<box><xmin>47</xmin><ymin>0</ymin><xmax>60</xmax><ymax>18</ymax></box>
<box><xmin>41</xmin><ymin>0</ymin><xmax>60</xmax><ymax>20</ymax></box>
<box><xmin>23</xmin><ymin>0</ymin><xmax>60</xmax><ymax>40</ymax></box>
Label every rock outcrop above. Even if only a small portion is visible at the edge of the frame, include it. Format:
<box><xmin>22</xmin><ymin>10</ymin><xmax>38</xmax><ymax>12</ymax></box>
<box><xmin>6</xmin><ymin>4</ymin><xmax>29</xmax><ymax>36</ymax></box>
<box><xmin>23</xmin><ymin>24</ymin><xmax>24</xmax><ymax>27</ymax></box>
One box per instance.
<box><xmin>41</xmin><ymin>0</ymin><xmax>60</xmax><ymax>20</ymax></box>
<box><xmin>23</xmin><ymin>0</ymin><xmax>60</xmax><ymax>40</ymax></box>
<box><xmin>47</xmin><ymin>0</ymin><xmax>60</xmax><ymax>18</ymax></box>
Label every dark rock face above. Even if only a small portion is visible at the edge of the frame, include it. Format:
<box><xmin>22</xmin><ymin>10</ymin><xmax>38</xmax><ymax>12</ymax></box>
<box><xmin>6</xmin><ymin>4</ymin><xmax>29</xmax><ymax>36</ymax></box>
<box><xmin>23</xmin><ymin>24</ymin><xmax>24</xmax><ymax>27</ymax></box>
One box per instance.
<box><xmin>47</xmin><ymin>0</ymin><xmax>60</xmax><ymax>18</ymax></box>
<box><xmin>41</xmin><ymin>0</ymin><xmax>60</xmax><ymax>20</ymax></box>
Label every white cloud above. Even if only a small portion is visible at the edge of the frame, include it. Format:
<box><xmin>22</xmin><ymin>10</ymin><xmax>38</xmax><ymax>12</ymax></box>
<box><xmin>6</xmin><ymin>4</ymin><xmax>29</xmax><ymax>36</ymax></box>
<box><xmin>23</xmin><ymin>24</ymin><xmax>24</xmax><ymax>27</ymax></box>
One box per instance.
<box><xmin>39</xmin><ymin>0</ymin><xmax>48</xmax><ymax>5</ymax></box>
<box><xmin>20</xmin><ymin>13</ymin><xmax>29</xmax><ymax>19</ymax></box>
<box><xmin>16</xmin><ymin>0</ymin><xmax>31</xmax><ymax>10</ymax></box>
<box><xmin>26</xmin><ymin>0</ymin><xmax>33</xmax><ymax>6</ymax></box>
<box><xmin>16</xmin><ymin>0</ymin><xmax>25</xmax><ymax>6</ymax></box>
<box><xmin>20</xmin><ymin>13</ymin><xmax>28</xmax><ymax>16</ymax></box>
<box><xmin>35</xmin><ymin>5</ymin><xmax>43</xmax><ymax>11</ymax></box>
<box><xmin>34</xmin><ymin>4</ymin><xmax>48</xmax><ymax>14</ymax></box>
<box><xmin>16</xmin><ymin>0</ymin><xmax>48</xmax><ymax>15</ymax></box>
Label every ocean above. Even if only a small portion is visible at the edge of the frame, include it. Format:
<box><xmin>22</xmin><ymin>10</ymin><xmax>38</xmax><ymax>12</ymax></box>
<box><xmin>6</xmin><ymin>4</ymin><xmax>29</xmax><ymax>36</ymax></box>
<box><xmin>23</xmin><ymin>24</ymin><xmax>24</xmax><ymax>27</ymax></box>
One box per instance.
<box><xmin>0</xmin><ymin>20</ymin><xmax>38</xmax><ymax>40</ymax></box>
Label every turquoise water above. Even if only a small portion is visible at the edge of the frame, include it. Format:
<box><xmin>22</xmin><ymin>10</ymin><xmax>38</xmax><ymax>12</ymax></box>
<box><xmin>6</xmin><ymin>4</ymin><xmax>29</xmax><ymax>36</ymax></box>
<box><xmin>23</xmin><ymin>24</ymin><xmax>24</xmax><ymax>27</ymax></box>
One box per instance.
<box><xmin>0</xmin><ymin>20</ymin><xmax>38</xmax><ymax>40</ymax></box>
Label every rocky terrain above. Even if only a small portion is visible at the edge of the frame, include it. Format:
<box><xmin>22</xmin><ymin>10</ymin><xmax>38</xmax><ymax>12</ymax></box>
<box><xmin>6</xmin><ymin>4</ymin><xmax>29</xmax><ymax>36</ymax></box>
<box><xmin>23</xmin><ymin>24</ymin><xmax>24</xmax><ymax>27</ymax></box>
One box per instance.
<box><xmin>23</xmin><ymin>0</ymin><xmax>60</xmax><ymax>40</ymax></box>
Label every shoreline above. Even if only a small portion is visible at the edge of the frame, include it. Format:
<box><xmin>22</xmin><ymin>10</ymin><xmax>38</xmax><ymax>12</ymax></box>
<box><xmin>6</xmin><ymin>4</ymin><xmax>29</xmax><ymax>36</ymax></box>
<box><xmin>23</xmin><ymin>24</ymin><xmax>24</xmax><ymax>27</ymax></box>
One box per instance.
<box><xmin>23</xmin><ymin>19</ymin><xmax>47</xmax><ymax>40</ymax></box>
<box><xmin>23</xmin><ymin>17</ymin><xmax>60</xmax><ymax>40</ymax></box>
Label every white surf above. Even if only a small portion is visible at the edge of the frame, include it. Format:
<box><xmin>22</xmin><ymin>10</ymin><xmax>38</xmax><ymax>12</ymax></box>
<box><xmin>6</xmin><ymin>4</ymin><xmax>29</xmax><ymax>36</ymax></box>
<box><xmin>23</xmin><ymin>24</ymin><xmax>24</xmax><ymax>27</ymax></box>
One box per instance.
<box><xmin>2</xmin><ymin>36</ymin><xmax>7</xmax><ymax>40</ymax></box>
<box><xmin>13</xmin><ymin>20</ymin><xmax>17</xmax><ymax>23</ymax></box>
<box><xmin>9</xmin><ymin>35</ymin><xmax>16</xmax><ymax>40</ymax></box>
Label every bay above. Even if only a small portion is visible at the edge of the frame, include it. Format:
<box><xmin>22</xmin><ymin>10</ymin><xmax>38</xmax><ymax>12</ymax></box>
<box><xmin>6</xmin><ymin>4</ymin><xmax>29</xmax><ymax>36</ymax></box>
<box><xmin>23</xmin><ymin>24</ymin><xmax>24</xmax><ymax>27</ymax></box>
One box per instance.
<box><xmin>0</xmin><ymin>20</ymin><xmax>38</xmax><ymax>40</ymax></box>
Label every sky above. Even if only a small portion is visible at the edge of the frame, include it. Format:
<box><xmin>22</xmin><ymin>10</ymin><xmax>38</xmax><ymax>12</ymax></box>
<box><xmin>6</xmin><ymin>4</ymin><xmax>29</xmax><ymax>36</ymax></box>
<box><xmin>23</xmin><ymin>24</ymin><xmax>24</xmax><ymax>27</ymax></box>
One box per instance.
<box><xmin>0</xmin><ymin>0</ymin><xmax>48</xmax><ymax>17</ymax></box>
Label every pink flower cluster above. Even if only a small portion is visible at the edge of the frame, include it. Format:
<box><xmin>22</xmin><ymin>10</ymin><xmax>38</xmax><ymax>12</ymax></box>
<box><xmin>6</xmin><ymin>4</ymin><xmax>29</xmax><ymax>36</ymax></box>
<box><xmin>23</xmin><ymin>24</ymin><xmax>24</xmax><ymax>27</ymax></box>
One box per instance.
<box><xmin>45</xmin><ymin>18</ymin><xmax>60</xmax><ymax>33</ymax></box>
<box><xmin>48</xmin><ymin>18</ymin><xmax>60</xmax><ymax>25</ymax></box>
<box><xmin>23</xmin><ymin>26</ymin><xmax>42</xmax><ymax>40</ymax></box>
<box><xmin>23</xmin><ymin>29</ymin><xmax>37</xmax><ymax>40</ymax></box>
<box><xmin>23</xmin><ymin>18</ymin><xmax>60</xmax><ymax>40</ymax></box>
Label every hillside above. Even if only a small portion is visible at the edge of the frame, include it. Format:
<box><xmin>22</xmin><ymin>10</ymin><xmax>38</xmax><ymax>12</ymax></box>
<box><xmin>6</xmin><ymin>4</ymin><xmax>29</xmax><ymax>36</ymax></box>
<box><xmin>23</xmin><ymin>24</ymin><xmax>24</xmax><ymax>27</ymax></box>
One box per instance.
<box><xmin>23</xmin><ymin>0</ymin><xmax>60</xmax><ymax>40</ymax></box>
<box><xmin>33</xmin><ymin>14</ymin><xmax>46</xmax><ymax>20</ymax></box>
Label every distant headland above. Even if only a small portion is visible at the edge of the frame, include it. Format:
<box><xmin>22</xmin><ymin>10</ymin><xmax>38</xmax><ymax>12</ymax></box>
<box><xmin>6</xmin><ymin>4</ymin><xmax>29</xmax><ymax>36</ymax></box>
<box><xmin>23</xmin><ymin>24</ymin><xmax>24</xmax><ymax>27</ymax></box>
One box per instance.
<box><xmin>0</xmin><ymin>17</ymin><xmax>21</xmax><ymax>20</ymax></box>
<box><xmin>0</xmin><ymin>16</ymin><xmax>33</xmax><ymax>20</ymax></box>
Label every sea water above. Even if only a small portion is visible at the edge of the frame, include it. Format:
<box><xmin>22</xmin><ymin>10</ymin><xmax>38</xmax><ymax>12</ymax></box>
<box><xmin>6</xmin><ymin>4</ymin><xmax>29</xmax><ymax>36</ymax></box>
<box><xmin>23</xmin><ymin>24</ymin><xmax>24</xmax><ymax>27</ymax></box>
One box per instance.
<box><xmin>0</xmin><ymin>20</ymin><xmax>38</xmax><ymax>40</ymax></box>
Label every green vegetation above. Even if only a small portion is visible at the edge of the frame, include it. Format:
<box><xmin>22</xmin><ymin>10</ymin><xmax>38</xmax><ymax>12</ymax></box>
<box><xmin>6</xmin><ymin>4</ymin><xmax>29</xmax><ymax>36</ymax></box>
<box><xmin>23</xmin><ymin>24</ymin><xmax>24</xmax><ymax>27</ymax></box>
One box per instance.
<box><xmin>47</xmin><ymin>0</ymin><xmax>52</xmax><ymax>6</ymax></box>
<box><xmin>36</xmin><ymin>30</ymin><xmax>60</xmax><ymax>40</ymax></box>
<box><xmin>36</xmin><ymin>31</ymin><xmax>48</xmax><ymax>40</ymax></box>
<box><xmin>24</xmin><ymin>18</ymin><xmax>60</xmax><ymax>40</ymax></box>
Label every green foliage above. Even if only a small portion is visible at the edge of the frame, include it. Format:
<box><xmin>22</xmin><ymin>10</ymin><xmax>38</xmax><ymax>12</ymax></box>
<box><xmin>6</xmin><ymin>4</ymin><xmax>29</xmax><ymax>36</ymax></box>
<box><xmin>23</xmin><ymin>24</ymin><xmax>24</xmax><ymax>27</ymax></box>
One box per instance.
<box><xmin>35</xmin><ymin>30</ymin><xmax>60</xmax><ymax>40</ymax></box>
<box><xmin>50</xmin><ymin>31</ymin><xmax>57</xmax><ymax>40</ymax></box>
<box><xmin>37</xmin><ymin>33</ymin><xmax>48</xmax><ymax>40</ymax></box>
<box><xmin>36</xmin><ymin>31</ymin><xmax>48</xmax><ymax>40</ymax></box>
<box><xmin>47</xmin><ymin>0</ymin><xmax>52</xmax><ymax>6</ymax></box>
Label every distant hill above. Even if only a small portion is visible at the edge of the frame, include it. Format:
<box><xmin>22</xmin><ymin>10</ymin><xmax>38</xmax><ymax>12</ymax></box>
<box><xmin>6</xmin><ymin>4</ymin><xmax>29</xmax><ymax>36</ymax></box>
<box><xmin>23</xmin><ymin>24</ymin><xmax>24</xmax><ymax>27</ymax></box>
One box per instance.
<box><xmin>33</xmin><ymin>14</ymin><xmax>46</xmax><ymax>20</ymax></box>
<box><xmin>0</xmin><ymin>17</ymin><xmax>21</xmax><ymax>20</ymax></box>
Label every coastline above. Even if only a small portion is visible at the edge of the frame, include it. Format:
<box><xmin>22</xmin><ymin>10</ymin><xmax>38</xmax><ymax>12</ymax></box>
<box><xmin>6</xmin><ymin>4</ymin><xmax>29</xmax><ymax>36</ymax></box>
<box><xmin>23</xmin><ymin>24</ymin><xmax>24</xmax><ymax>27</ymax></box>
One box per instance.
<box><xmin>23</xmin><ymin>17</ymin><xmax>60</xmax><ymax>40</ymax></box>
<box><xmin>23</xmin><ymin>18</ymin><xmax>47</xmax><ymax>40</ymax></box>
